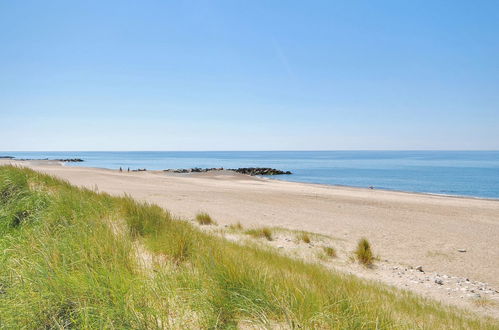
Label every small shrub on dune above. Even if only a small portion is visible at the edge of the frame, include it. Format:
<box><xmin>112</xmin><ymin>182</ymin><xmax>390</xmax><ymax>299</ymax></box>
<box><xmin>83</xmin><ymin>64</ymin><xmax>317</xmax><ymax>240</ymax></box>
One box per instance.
<box><xmin>196</xmin><ymin>212</ymin><xmax>216</xmax><ymax>225</ymax></box>
<box><xmin>355</xmin><ymin>238</ymin><xmax>374</xmax><ymax>266</ymax></box>
<box><xmin>298</xmin><ymin>232</ymin><xmax>311</xmax><ymax>244</ymax></box>
<box><xmin>261</xmin><ymin>227</ymin><xmax>273</xmax><ymax>240</ymax></box>
<box><xmin>323</xmin><ymin>246</ymin><xmax>337</xmax><ymax>258</ymax></box>
<box><xmin>245</xmin><ymin>227</ymin><xmax>273</xmax><ymax>241</ymax></box>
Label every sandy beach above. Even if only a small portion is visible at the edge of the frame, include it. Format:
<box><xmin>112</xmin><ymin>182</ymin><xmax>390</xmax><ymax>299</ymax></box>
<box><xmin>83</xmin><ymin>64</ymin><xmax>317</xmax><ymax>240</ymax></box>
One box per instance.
<box><xmin>2</xmin><ymin>159</ymin><xmax>499</xmax><ymax>317</ymax></box>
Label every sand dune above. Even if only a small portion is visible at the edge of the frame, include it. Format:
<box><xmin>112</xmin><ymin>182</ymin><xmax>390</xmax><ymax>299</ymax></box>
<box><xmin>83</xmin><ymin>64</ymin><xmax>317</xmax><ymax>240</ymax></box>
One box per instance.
<box><xmin>2</xmin><ymin>159</ymin><xmax>499</xmax><ymax>317</ymax></box>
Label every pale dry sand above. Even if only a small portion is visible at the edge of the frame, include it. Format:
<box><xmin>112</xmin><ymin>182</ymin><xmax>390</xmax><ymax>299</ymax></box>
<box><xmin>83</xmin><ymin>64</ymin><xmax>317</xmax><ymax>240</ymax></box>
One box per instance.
<box><xmin>2</xmin><ymin>159</ymin><xmax>499</xmax><ymax>317</ymax></box>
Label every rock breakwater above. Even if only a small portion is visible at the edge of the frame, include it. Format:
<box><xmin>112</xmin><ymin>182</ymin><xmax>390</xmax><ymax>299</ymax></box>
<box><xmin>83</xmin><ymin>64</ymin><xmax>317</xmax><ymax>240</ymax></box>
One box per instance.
<box><xmin>164</xmin><ymin>167</ymin><xmax>292</xmax><ymax>175</ymax></box>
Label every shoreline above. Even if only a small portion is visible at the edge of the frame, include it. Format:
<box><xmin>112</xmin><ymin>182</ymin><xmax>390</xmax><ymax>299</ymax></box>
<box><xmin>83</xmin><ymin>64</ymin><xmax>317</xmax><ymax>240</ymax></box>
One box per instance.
<box><xmin>3</xmin><ymin>153</ymin><xmax>499</xmax><ymax>200</ymax></box>
<box><xmin>262</xmin><ymin>175</ymin><xmax>499</xmax><ymax>202</ymax></box>
<box><xmin>62</xmin><ymin>161</ymin><xmax>499</xmax><ymax>202</ymax></box>
<box><xmin>6</xmin><ymin>158</ymin><xmax>499</xmax><ymax>203</ymax></box>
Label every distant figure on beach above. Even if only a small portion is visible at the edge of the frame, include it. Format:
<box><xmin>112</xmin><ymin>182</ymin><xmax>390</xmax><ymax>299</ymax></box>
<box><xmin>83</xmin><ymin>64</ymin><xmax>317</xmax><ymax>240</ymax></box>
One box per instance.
<box><xmin>369</xmin><ymin>186</ymin><xmax>374</xmax><ymax>189</ymax></box>
<box><xmin>127</xmin><ymin>167</ymin><xmax>130</xmax><ymax>172</ymax></box>
<box><xmin>119</xmin><ymin>167</ymin><xmax>122</xmax><ymax>172</ymax></box>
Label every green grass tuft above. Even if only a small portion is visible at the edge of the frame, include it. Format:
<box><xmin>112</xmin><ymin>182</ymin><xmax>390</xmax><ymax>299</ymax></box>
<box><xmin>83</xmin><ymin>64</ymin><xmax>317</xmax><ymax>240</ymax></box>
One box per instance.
<box><xmin>195</xmin><ymin>212</ymin><xmax>216</xmax><ymax>225</ymax></box>
<box><xmin>355</xmin><ymin>237</ymin><xmax>374</xmax><ymax>266</ymax></box>
<box><xmin>323</xmin><ymin>246</ymin><xmax>337</xmax><ymax>258</ymax></box>
<box><xmin>245</xmin><ymin>227</ymin><xmax>273</xmax><ymax>241</ymax></box>
<box><xmin>228</xmin><ymin>221</ymin><xmax>243</xmax><ymax>231</ymax></box>
<box><xmin>298</xmin><ymin>232</ymin><xmax>311</xmax><ymax>243</ymax></box>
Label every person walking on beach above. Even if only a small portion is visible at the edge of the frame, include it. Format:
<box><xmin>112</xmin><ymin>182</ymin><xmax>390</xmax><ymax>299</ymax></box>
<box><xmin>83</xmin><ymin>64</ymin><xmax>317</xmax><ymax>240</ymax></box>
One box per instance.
<box><xmin>119</xmin><ymin>167</ymin><xmax>122</xmax><ymax>172</ymax></box>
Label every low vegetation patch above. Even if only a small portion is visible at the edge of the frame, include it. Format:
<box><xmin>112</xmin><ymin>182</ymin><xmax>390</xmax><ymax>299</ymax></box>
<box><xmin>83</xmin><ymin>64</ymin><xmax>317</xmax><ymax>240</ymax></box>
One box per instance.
<box><xmin>298</xmin><ymin>232</ymin><xmax>311</xmax><ymax>243</ymax></box>
<box><xmin>228</xmin><ymin>221</ymin><xmax>243</xmax><ymax>231</ymax></box>
<box><xmin>474</xmin><ymin>297</ymin><xmax>497</xmax><ymax>308</ymax></box>
<box><xmin>0</xmin><ymin>166</ymin><xmax>496</xmax><ymax>329</ymax></box>
<box><xmin>323</xmin><ymin>246</ymin><xmax>337</xmax><ymax>258</ymax></box>
<box><xmin>245</xmin><ymin>227</ymin><xmax>273</xmax><ymax>241</ymax></box>
<box><xmin>355</xmin><ymin>237</ymin><xmax>374</xmax><ymax>266</ymax></box>
<box><xmin>195</xmin><ymin>212</ymin><xmax>216</xmax><ymax>225</ymax></box>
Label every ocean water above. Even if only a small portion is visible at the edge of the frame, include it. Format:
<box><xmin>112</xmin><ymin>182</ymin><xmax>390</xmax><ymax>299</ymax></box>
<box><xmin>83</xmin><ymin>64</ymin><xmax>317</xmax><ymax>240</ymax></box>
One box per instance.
<box><xmin>3</xmin><ymin>151</ymin><xmax>499</xmax><ymax>199</ymax></box>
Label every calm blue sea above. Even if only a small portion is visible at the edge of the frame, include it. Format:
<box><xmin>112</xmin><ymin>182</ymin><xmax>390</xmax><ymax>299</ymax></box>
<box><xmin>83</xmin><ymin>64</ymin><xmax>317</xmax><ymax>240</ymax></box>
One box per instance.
<box><xmin>3</xmin><ymin>151</ymin><xmax>499</xmax><ymax>199</ymax></box>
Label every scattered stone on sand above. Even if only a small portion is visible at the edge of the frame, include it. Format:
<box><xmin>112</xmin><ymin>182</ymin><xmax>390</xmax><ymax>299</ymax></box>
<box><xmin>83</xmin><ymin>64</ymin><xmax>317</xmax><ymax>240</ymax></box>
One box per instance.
<box><xmin>458</xmin><ymin>249</ymin><xmax>467</xmax><ymax>253</ymax></box>
<box><xmin>416</xmin><ymin>265</ymin><xmax>424</xmax><ymax>272</ymax></box>
<box><xmin>435</xmin><ymin>279</ymin><xmax>444</xmax><ymax>285</ymax></box>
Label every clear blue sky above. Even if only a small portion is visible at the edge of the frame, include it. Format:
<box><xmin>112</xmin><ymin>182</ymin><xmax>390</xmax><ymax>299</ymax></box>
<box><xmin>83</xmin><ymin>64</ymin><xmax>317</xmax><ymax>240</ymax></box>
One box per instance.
<box><xmin>1</xmin><ymin>1</ymin><xmax>498</xmax><ymax>151</ymax></box>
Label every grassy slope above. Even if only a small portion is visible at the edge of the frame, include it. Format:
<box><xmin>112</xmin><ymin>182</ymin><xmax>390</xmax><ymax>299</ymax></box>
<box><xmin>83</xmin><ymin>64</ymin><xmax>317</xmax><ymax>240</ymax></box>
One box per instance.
<box><xmin>0</xmin><ymin>166</ymin><xmax>497</xmax><ymax>329</ymax></box>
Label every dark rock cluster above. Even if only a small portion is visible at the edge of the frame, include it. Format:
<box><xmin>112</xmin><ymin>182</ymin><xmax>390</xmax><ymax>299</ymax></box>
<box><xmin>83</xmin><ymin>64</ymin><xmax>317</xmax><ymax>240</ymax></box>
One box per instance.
<box><xmin>164</xmin><ymin>167</ymin><xmax>292</xmax><ymax>175</ymax></box>
<box><xmin>229</xmin><ymin>168</ymin><xmax>292</xmax><ymax>175</ymax></box>
<box><xmin>0</xmin><ymin>157</ymin><xmax>83</xmax><ymax>162</ymax></box>
<box><xmin>54</xmin><ymin>158</ymin><xmax>84</xmax><ymax>162</ymax></box>
<box><xmin>165</xmin><ymin>167</ymin><xmax>224</xmax><ymax>173</ymax></box>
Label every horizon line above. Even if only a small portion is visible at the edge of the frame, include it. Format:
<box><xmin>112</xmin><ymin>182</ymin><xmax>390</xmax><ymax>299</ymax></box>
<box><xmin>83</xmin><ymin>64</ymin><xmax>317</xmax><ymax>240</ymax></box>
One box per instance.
<box><xmin>2</xmin><ymin>149</ymin><xmax>499</xmax><ymax>153</ymax></box>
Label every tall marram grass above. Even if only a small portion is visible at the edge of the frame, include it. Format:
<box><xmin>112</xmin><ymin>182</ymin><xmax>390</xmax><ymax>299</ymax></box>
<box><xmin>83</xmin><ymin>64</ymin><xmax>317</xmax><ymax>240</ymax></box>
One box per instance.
<box><xmin>298</xmin><ymin>232</ymin><xmax>311</xmax><ymax>243</ymax></box>
<box><xmin>245</xmin><ymin>227</ymin><xmax>273</xmax><ymax>241</ymax></box>
<box><xmin>0</xmin><ymin>165</ymin><xmax>496</xmax><ymax>329</ymax></box>
<box><xmin>195</xmin><ymin>212</ymin><xmax>216</xmax><ymax>225</ymax></box>
<box><xmin>355</xmin><ymin>237</ymin><xmax>375</xmax><ymax>266</ymax></box>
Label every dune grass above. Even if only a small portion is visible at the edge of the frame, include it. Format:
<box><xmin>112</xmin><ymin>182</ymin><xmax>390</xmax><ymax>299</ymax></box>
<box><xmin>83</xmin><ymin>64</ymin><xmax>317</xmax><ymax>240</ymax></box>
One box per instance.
<box><xmin>228</xmin><ymin>221</ymin><xmax>243</xmax><ymax>231</ymax></box>
<box><xmin>474</xmin><ymin>297</ymin><xmax>497</xmax><ymax>308</ymax></box>
<box><xmin>298</xmin><ymin>232</ymin><xmax>311</xmax><ymax>243</ymax></box>
<box><xmin>245</xmin><ymin>227</ymin><xmax>273</xmax><ymax>241</ymax></box>
<box><xmin>0</xmin><ymin>165</ymin><xmax>496</xmax><ymax>329</ymax></box>
<box><xmin>323</xmin><ymin>246</ymin><xmax>337</xmax><ymax>258</ymax></box>
<box><xmin>355</xmin><ymin>237</ymin><xmax>375</xmax><ymax>266</ymax></box>
<box><xmin>195</xmin><ymin>212</ymin><xmax>216</xmax><ymax>225</ymax></box>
